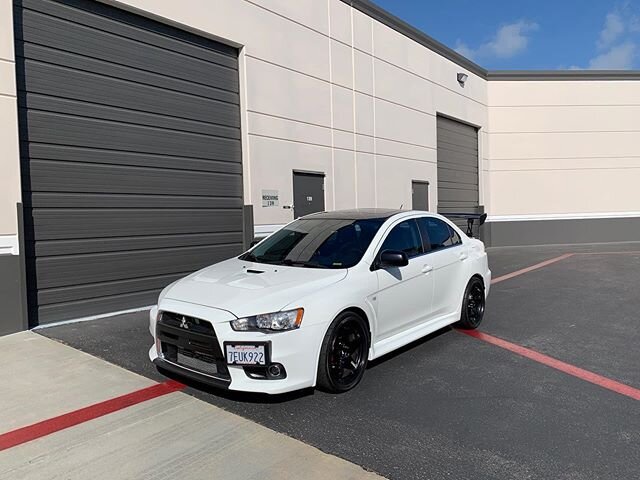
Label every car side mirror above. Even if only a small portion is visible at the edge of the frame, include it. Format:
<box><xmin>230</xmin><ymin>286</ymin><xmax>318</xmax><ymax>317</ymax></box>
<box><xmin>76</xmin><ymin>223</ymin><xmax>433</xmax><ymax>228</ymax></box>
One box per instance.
<box><xmin>378</xmin><ymin>250</ymin><xmax>409</xmax><ymax>268</ymax></box>
<box><xmin>249</xmin><ymin>239</ymin><xmax>260</xmax><ymax>248</ymax></box>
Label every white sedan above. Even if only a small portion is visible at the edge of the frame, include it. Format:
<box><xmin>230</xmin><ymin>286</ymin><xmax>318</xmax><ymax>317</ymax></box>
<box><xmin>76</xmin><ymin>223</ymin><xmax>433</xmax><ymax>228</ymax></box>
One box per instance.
<box><xmin>149</xmin><ymin>209</ymin><xmax>491</xmax><ymax>394</ymax></box>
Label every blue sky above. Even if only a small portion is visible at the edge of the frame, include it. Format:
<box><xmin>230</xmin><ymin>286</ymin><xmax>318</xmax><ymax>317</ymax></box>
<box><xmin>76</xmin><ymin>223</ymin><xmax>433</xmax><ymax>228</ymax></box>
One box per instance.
<box><xmin>373</xmin><ymin>0</ymin><xmax>640</xmax><ymax>70</ymax></box>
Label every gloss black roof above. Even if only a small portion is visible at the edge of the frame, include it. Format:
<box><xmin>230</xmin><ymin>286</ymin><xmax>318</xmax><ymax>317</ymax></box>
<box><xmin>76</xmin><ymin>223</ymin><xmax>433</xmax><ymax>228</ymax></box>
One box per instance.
<box><xmin>302</xmin><ymin>209</ymin><xmax>403</xmax><ymax>220</ymax></box>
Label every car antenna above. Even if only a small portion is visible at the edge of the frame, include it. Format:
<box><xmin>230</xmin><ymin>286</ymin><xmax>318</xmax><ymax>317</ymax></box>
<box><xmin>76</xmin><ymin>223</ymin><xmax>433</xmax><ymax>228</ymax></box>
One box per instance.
<box><xmin>399</xmin><ymin>203</ymin><xmax>403</xmax><ymax>209</ymax></box>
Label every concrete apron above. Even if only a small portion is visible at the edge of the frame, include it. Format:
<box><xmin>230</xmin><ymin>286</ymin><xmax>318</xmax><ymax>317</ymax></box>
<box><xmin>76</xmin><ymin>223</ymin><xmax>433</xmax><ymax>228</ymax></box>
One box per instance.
<box><xmin>0</xmin><ymin>332</ymin><xmax>383</xmax><ymax>480</ymax></box>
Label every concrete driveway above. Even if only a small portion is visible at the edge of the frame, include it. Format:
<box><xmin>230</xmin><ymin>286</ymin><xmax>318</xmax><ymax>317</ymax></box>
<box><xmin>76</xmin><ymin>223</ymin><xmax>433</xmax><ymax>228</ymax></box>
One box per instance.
<box><xmin>27</xmin><ymin>242</ymin><xmax>640</xmax><ymax>479</ymax></box>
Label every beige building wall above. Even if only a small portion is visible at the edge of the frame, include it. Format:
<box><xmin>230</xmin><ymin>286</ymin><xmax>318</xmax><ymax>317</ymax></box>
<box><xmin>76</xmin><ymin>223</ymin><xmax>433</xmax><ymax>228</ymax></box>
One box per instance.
<box><xmin>102</xmin><ymin>0</ymin><xmax>488</xmax><ymax>233</ymax></box>
<box><xmin>3</xmin><ymin>0</ymin><xmax>638</xmax><ymax>248</ymax></box>
<box><xmin>487</xmin><ymin>80</ymin><xmax>640</xmax><ymax>219</ymax></box>
<box><xmin>0</xmin><ymin>0</ymin><xmax>21</xmax><ymax>254</ymax></box>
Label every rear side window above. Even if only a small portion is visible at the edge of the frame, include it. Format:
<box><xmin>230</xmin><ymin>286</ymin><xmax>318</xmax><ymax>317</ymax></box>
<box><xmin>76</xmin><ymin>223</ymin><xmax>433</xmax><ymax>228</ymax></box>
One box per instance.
<box><xmin>419</xmin><ymin>217</ymin><xmax>461</xmax><ymax>251</ymax></box>
<box><xmin>449</xmin><ymin>227</ymin><xmax>462</xmax><ymax>246</ymax></box>
<box><xmin>379</xmin><ymin>219</ymin><xmax>423</xmax><ymax>258</ymax></box>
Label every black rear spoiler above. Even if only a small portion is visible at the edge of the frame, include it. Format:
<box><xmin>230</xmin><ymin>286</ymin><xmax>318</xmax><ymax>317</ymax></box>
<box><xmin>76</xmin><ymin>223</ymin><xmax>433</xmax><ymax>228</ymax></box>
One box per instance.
<box><xmin>443</xmin><ymin>213</ymin><xmax>487</xmax><ymax>237</ymax></box>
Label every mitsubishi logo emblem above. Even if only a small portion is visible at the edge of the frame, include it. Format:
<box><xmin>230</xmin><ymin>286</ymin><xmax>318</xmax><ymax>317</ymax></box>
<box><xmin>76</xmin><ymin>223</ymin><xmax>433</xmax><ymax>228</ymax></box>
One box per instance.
<box><xmin>179</xmin><ymin>317</ymin><xmax>189</xmax><ymax>329</ymax></box>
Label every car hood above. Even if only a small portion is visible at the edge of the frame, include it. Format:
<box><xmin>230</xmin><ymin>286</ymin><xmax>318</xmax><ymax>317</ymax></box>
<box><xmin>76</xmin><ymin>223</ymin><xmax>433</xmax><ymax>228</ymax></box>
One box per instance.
<box><xmin>163</xmin><ymin>257</ymin><xmax>347</xmax><ymax>320</ymax></box>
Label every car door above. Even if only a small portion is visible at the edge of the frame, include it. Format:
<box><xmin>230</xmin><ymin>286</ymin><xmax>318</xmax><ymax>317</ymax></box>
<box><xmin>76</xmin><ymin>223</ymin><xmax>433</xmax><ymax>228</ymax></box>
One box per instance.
<box><xmin>371</xmin><ymin>219</ymin><xmax>435</xmax><ymax>340</ymax></box>
<box><xmin>417</xmin><ymin>217</ymin><xmax>468</xmax><ymax>318</ymax></box>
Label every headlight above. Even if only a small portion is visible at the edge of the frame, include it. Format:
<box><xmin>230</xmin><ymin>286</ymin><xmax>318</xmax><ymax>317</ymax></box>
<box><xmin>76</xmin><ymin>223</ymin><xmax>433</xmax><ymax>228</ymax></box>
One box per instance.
<box><xmin>231</xmin><ymin>308</ymin><xmax>304</xmax><ymax>332</ymax></box>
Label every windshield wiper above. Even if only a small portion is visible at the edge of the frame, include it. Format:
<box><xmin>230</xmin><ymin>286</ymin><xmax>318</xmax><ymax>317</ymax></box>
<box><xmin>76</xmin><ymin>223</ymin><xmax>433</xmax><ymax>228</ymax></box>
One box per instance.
<box><xmin>280</xmin><ymin>259</ymin><xmax>329</xmax><ymax>269</ymax></box>
<box><xmin>241</xmin><ymin>252</ymin><xmax>258</xmax><ymax>262</ymax></box>
<box><xmin>241</xmin><ymin>252</ymin><xmax>277</xmax><ymax>264</ymax></box>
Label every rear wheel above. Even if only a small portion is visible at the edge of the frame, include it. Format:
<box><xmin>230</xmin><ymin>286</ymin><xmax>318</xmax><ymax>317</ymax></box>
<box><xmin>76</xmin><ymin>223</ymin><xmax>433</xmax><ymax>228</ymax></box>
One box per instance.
<box><xmin>316</xmin><ymin>312</ymin><xmax>369</xmax><ymax>393</ymax></box>
<box><xmin>456</xmin><ymin>277</ymin><xmax>486</xmax><ymax>329</ymax></box>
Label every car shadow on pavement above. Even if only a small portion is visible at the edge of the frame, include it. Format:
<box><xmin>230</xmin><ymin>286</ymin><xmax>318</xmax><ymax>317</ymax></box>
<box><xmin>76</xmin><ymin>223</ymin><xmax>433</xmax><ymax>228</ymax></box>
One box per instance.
<box><xmin>157</xmin><ymin>366</ymin><xmax>316</xmax><ymax>404</ymax></box>
<box><xmin>159</xmin><ymin>326</ymin><xmax>456</xmax><ymax>404</ymax></box>
<box><xmin>366</xmin><ymin>326</ymin><xmax>453</xmax><ymax>368</ymax></box>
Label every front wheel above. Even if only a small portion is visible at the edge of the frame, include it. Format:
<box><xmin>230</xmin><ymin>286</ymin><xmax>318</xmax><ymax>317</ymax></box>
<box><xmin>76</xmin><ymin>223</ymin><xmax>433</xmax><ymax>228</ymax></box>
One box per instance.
<box><xmin>316</xmin><ymin>312</ymin><xmax>369</xmax><ymax>393</ymax></box>
<box><xmin>456</xmin><ymin>277</ymin><xmax>486</xmax><ymax>329</ymax></box>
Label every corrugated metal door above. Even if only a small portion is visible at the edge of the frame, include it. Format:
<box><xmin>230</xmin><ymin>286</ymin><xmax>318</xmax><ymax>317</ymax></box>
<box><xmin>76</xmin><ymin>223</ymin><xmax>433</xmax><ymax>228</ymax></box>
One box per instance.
<box><xmin>15</xmin><ymin>0</ymin><xmax>243</xmax><ymax>325</ymax></box>
<box><xmin>436</xmin><ymin>116</ymin><xmax>479</xmax><ymax>230</ymax></box>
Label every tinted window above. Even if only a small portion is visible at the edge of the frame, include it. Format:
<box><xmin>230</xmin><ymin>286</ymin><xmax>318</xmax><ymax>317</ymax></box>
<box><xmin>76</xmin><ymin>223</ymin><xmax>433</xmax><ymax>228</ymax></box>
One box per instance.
<box><xmin>449</xmin><ymin>227</ymin><xmax>462</xmax><ymax>246</ymax></box>
<box><xmin>379</xmin><ymin>220</ymin><xmax>423</xmax><ymax>258</ymax></box>
<box><xmin>420</xmin><ymin>217</ymin><xmax>461</xmax><ymax>251</ymax></box>
<box><xmin>240</xmin><ymin>218</ymin><xmax>385</xmax><ymax>269</ymax></box>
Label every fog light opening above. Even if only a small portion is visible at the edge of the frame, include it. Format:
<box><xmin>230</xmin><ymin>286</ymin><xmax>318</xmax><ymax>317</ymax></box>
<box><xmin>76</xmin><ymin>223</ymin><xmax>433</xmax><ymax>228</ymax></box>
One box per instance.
<box><xmin>268</xmin><ymin>364</ymin><xmax>282</xmax><ymax>377</ymax></box>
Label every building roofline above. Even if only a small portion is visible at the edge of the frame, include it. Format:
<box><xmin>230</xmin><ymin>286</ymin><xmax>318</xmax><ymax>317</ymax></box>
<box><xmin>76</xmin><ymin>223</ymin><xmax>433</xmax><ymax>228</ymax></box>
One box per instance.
<box><xmin>343</xmin><ymin>0</ymin><xmax>640</xmax><ymax>82</ymax></box>
<box><xmin>342</xmin><ymin>0</ymin><xmax>487</xmax><ymax>77</ymax></box>
<box><xmin>486</xmin><ymin>70</ymin><xmax>640</xmax><ymax>81</ymax></box>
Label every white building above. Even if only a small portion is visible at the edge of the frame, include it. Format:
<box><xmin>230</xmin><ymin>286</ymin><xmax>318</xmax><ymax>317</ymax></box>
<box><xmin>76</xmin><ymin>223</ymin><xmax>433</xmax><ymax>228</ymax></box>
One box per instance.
<box><xmin>1</xmin><ymin>0</ymin><xmax>639</xmax><ymax>332</ymax></box>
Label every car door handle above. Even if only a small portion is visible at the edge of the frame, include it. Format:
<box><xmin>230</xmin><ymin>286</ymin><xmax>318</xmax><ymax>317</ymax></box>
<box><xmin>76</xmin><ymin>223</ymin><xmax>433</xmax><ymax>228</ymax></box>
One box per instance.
<box><xmin>422</xmin><ymin>265</ymin><xmax>433</xmax><ymax>274</ymax></box>
<box><xmin>459</xmin><ymin>252</ymin><xmax>468</xmax><ymax>261</ymax></box>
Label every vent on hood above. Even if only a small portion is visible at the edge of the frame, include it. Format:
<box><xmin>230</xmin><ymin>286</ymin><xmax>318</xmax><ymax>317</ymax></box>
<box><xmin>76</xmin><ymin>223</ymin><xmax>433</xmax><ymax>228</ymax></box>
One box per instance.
<box><xmin>246</xmin><ymin>269</ymin><xmax>265</xmax><ymax>274</ymax></box>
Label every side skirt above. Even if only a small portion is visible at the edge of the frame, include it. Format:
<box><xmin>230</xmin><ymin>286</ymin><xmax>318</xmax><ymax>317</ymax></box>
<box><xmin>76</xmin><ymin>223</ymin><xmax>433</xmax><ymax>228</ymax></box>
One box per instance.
<box><xmin>370</xmin><ymin>312</ymin><xmax>459</xmax><ymax>360</ymax></box>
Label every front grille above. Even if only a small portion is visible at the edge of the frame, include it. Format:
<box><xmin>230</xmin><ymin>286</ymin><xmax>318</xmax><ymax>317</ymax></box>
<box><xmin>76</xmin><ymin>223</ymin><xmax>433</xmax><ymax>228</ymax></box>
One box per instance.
<box><xmin>160</xmin><ymin>311</ymin><xmax>215</xmax><ymax>335</ymax></box>
<box><xmin>157</xmin><ymin>311</ymin><xmax>229</xmax><ymax>380</ymax></box>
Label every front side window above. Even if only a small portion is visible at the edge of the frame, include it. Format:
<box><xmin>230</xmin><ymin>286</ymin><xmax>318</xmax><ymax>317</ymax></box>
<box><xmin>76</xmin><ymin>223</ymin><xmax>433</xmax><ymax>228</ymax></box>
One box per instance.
<box><xmin>419</xmin><ymin>217</ymin><xmax>461</xmax><ymax>251</ymax></box>
<box><xmin>379</xmin><ymin>219</ymin><xmax>423</xmax><ymax>258</ymax></box>
<box><xmin>240</xmin><ymin>217</ymin><xmax>385</xmax><ymax>269</ymax></box>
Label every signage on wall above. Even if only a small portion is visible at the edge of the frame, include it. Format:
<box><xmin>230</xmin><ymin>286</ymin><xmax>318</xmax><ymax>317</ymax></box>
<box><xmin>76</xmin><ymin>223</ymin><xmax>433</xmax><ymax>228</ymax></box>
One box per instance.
<box><xmin>261</xmin><ymin>190</ymin><xmax>279</xmax><ymax>207</ymax></box>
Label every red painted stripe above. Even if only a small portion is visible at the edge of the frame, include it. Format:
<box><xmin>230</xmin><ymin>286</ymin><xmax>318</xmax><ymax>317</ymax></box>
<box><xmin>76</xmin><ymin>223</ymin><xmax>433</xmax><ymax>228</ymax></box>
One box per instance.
<box><xmin>459</xmin><ymin>330</ymin><xmax>640</xmax><ymax>401</ymax></box>
<box><xmin>491</xmin><ymin>253</ymin><xmax>573</xmax><ymax>285</ymax></box>
<box><xmin>575</xmin><ymin>251</ymin><xmax>640</xmax><ymax>256</ymax></box>
<box><xmin>0</xmin><ymin>380</ymin><xmax>184</xmax><ymax>451</ymax></box>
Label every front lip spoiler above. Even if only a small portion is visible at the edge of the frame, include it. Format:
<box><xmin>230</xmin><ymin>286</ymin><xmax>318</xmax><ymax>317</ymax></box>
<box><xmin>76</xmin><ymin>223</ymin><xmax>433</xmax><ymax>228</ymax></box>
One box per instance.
<box><xmin>153</xmin><ymin>357</ymin><xmax>231</xmax><ymax>390</ymax></box>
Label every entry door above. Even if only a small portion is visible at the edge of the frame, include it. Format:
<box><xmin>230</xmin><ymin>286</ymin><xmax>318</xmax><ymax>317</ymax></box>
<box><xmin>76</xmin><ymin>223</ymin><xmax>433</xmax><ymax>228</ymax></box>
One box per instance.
<box><xmin>293</xmin><ymin>172</ymin><xmax>325</xmax><ymax>218</ymax></box>
<box><xmin>372</xmin><ymin>219</ymin><xmax>434</xmax><ymax>341</ymax></box>
<box><xmin>412</xmin><ymin>181</ymin><xmax>429</xmax><ymax>211</ymax></box>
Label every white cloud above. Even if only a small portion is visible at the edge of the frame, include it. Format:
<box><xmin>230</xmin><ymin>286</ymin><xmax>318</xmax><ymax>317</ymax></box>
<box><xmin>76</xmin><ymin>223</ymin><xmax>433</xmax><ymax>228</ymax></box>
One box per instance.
<box><xmin>454</xmin><ymin>41</ymin><xmax>475</xmax><ymax>60</ymax></box>
<box><xmin>579</xmin><ymin>4</ymin><xmax>640</xmax><ymax>70</ymax></box>
<box><xmin>455</xmin><ymin>20</ymin><xmax>538</xmax><ymax>60</ymax></box>
<box><xmin>484</xmin><ymin>21</ymin><xmax>539</xmax><ymax>58</ymax></box>
<box><xmin>589</xmin><ymin>41</ymin><xmax>636</xmax><ymax>69</ymax></box>
<box><xmin>598</xmin><ymin>12</ymin><xmax>625</xmax><ymax>49</ymax></box>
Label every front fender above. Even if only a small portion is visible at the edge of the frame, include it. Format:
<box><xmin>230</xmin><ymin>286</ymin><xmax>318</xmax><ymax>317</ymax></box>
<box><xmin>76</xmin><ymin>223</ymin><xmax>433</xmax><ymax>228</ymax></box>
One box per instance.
<box><xmin>282</xmin><ymin>268</ymin><xmax>378</xmax><ymax>386</ymax></box>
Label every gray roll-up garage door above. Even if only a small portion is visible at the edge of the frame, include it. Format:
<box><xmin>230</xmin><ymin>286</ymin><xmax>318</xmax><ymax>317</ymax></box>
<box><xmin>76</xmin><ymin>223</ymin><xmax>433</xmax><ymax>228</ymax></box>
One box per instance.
<box><xmin>436</xmin><ymin>116</ymin><xmax>480</xmax><ymax>231</ymax></box>
<box><xmin>15</xmin><ymin>0</ymin><xmax>243</xmax><ymax>325</ymax></box>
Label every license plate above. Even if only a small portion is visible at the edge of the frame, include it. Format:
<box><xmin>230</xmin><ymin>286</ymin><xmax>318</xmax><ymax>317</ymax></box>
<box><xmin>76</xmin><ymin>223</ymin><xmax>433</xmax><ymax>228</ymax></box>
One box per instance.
<box><xmin>226</xmin><ymin>344</ymin><xmax>266</xmax><ymax>365</ymax></box>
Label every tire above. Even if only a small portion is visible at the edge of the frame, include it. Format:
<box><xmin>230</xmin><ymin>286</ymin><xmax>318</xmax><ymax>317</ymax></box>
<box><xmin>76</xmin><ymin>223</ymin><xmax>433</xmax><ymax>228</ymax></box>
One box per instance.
<box><xmin>456</xmin><ymin>277</ymin><xmax>486</xmax><ymax>329</ymax></box>
<box><xmin>316</xmin><ymin>311</ymin><xmax>369</xmax><ymax>393</ymax></box>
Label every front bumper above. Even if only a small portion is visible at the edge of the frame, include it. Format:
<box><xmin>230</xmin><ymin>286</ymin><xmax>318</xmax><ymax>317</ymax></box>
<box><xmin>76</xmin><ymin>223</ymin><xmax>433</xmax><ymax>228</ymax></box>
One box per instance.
<box><xmin>149</xmin><ymin>302</ymin><xmax>324</xmax><ymax>394</ymax></box>
<box><xmin>152</xmin><ymin>356</ymin><xmax>231</xmax><ymax>389</ymax></box>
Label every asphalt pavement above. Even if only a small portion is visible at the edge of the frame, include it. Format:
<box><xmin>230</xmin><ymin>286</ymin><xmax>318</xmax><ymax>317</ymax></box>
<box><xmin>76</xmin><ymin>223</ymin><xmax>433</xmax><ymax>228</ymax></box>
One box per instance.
<box><xmin>40</xmin><ymin>241</ymin><xmax>640</xmax><ymax>480</ymax></box>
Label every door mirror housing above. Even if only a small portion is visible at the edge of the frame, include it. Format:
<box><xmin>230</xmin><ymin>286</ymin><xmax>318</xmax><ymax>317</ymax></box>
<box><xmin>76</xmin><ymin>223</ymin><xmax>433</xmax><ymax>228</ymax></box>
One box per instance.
<box><xmin>378</xmin><ymin>250</ymin><xmax>409</xmax><ymax>268</ymax></box>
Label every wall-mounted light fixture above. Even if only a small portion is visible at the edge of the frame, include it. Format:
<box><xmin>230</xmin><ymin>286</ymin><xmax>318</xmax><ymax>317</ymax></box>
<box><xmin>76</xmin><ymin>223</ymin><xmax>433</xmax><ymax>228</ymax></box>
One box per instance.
<box><xmin>457</xmin><ymin>72</ymin><xmax>469</xmax><ymax>86</ymax></box>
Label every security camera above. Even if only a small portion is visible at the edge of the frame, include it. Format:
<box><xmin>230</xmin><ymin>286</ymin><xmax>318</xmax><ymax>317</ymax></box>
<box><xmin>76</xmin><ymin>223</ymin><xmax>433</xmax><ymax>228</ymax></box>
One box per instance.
<box><xmin>457</xmin><ymin>72</ymin><xmax>469</xmax><ymax>85</ymax></box>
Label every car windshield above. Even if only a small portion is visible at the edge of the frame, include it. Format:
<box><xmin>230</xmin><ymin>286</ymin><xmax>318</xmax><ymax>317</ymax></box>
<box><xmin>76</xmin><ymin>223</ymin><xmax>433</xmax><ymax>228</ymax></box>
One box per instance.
<box><xmin>240</xmin><ymin>217</ymin><xmax>386</xmax><ymax>269</ymax></box>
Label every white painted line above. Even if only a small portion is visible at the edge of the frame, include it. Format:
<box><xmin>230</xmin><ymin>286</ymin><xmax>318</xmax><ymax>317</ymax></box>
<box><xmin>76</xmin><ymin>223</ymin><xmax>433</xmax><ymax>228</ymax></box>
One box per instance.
<box><xmin>0</xmin><ymin>234</ymin><xmax>19</xmax><ymax>255</ymax></box>
<box><xmin>33</xmin><ymin>305</ymin><xmax>154</xmax><ymax>330</ymax></box>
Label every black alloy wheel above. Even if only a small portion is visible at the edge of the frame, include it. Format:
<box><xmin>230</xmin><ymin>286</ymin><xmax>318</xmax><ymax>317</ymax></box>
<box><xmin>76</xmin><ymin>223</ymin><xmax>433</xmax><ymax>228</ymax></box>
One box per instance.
<box><xmin>317</xmin><ymin>312</ymin><xmax>369</xmax><ymax>392</ymax></box>
<box><xmin>456</xmin><ymin>277</ymin><xmax>486</xmax><ymax>329</ymax></box>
